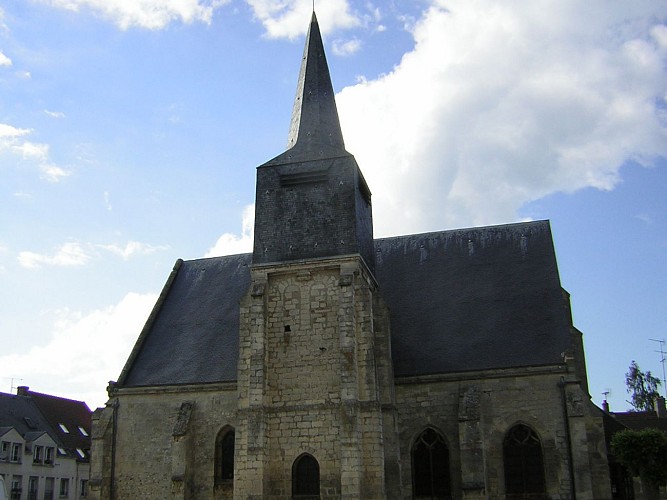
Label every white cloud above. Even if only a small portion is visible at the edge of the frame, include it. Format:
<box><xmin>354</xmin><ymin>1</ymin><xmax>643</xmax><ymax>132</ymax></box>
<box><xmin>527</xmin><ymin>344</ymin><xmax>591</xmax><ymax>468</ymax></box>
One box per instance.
<box><xmin>18</xmin><ymin>239</ymin><xmax>169</xmax><ymax>268</ymax></box>
<box><xmin>40</xmin><ymin>0</ymin><xmax>229</xmax><ymax>30</ymax></box>
<box><xmin>0</xmin><ymin>50</ymin><xmax>11</xmax><ymax>67</ymax></box>
<box><xmin>40</xmin><ymin>163</ymin><xmax>71</xmax><ymax>182</ymax></box>
<box><xmin>0</xmin><ymin>123</ymin><xmax>30</xmax><ymax>139</ymax></box>
<box><xmin>98</xmin><ymin>241</ymin><xmax>169</xmax><ymax>260</ymax></box>
<box><xmin>245</xmin><ymin>0</ymin><xmax>359</xmax><ymax>39</ymax></box>
<box><xmin>0</xmin><ymin>123</ymin><xmax>71</xmax><ymax>182</ymax></box>
<box><xmin>205</xmin><ymin>204</ymin><xmax>254</xmax><ymax>257</ymax></box>
<box><xmin>44</xmin><ymin>109</ymin><xmax>66</xmax><ymax>118</ymax></box>
<box><xmin>336</xmin><ymin>0</ymin><xmax>667</xmax><ymax>236</ymax></box>
<box><xmin>18</xmin><ymin>241</ymin><xmax>93</xmax><ymax>269</ymax></box>
<box><xmin>0</xmin><ymin>292</ymin><xmax>158</xmax><ymax>408</ymax></box>
<box><xmin>332</xmin><ymin>37</ymin><xmax>361</xmax><ymax>56</ymax></box>
<box><xmin>13</xmin><ymin>141</ymin><xmax>49</xmax><ymax>161</ymax></box>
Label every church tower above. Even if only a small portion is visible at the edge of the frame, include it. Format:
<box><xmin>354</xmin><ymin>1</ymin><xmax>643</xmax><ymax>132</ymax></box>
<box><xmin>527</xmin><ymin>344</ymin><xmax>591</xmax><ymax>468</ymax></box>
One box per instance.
<box><xmin>235</xmin><ymin>12</ymin><xmax>399</xmax><ymax>499</ymax></box>
<box><xmin>252</xmin><ymin>12</ymin><xmax>375</xmax><ymax>271</ymax></box>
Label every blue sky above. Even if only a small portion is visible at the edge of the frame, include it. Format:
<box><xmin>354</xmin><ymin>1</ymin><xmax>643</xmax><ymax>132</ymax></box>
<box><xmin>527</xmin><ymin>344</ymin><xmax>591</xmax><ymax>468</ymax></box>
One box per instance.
<box><xmin>0</xmin><ymin>0</ymin><xmax>665</xmax><ymax>411</ymax></box>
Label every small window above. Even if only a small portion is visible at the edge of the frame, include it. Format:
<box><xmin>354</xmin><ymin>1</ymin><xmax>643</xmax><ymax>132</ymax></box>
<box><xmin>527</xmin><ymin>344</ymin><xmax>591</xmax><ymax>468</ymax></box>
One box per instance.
<box><xmin>11</xmin><ymin>475</ymin><xmax>22</xmax><ymax>500</ymax></box>
<box><xmin>33</xmin><ymin>445</ymin><xmax>43</xmax><ymax>464</ymax></box>
<box><xmin>59</xmin><ymin>478</ymin><xmax>69</xmax><ymax>497</ymax></box>
<box><xmin>79</xmin><ymin>479</ymin><xmax>88</xmax><ymax>498</ymax></box>
<box><xmin>28</xmin><ymin>476</ymin><xmax>38</xmax><ymax>498</ymax></box>
<box><xmin>76</xmin><ymin>448</ymin><xmax>86</xmax><ymax>459</ymax></box>
<box><xmin>292</xmin><ymin>453</ymin><xmax>320</xmax><ymax>498</ymax></box>
<box><xmin>58</xmin><ymin>447</ymin><xmax>67</xmax><ymax>456</ymax></box>
<box><xmin>214</xmin><ymin>427</ymin><xmax>235</xmax><ymax>485</ymax></box>
<box><xmin>10</xmin><ymin>443</ymin><xmax>21</xmax><ymax>462</ymax></box>
<box><xmin>45</xmin><ymin>447</ymin><xmax>55</xmax><ymax>465</ymax></box>
<box><xmin>77</xmin><ymin>426</ymin><xmax>88</xmax><ymax>437</ymax></box>
<box><xmin>58</xmin><ymin>424</ymin><xmax>70</xmax><ymax>434</ymax></box>
<box><xmin>45</xmin><ymin>477</ymin><xmax>55</xmax><ymax>500</ymax></box>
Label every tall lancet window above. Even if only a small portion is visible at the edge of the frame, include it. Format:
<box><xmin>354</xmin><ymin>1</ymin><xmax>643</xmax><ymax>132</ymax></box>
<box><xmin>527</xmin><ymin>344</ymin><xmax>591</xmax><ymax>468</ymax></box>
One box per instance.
<box><xmin>292</xmin><ymin>453</ymin><xmax>320</xmax><ymax>499</ymax></box>
<box><xmin>214</xmin><ymin>426</ymin><xmax>235</xmax><ymax>485</ymax></box>
<box><xmin>412</xmin><ymin>427</ymin><xmax>451</xmax><ymax>499</ymax></box>
<box><xmin>503</xmin><ymin>424</ymin><xmax>547</xmax><ymax>499</ymax></box>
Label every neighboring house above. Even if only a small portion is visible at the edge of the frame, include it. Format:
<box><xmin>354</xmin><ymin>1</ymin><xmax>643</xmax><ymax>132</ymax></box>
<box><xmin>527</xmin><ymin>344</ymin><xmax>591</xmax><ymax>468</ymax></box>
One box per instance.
<box><xmin>90</xmin><ymin>12</ymin><xmax>613</xmax><ymax>500</ymax></box>
<box><xmin>602</xmin><ymin>398</ymin><xmax>667</xmax><ymax>500</ymax></box>
<box><xmin>609</xmin><ymin>398</ymin><xmax>667</xmax><ymax>433</ymax></box>
<box><xmin>0</xmin><ymin>388</ymin><xmax>91</xmax><ymax>499</ymax></box>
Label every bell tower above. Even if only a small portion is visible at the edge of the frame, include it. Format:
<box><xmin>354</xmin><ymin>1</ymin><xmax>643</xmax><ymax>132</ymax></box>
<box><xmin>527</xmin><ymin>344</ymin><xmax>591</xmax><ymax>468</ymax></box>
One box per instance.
<box><xmin>252</xmin><ymin>12</ymin><xmax>375</xmax><ymax>272</ymax></box>
<box><xmin>236</xmin><ymin>12</ymin><xmax>400</xmax><ymax>500</ymax></box>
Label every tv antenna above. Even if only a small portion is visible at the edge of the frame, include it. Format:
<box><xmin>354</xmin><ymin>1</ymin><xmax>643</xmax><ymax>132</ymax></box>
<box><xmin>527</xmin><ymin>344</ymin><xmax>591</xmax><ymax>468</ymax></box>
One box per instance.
<box><xmin>8</xmin><ymin>377</ymin><xmax>23</xmax><ymax>394</ymax></box>
<box><xmin>649</xmin><ymin>338</ymin><xmax>667</xmax><ymax>398</ymax></box>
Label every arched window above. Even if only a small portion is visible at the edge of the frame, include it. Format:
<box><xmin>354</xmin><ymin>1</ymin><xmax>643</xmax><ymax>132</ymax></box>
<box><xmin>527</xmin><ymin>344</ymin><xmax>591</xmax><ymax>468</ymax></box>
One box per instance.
<box><xmin>503</xmin><ymin>424</ymin><xmax>546</xmax><ymax>499</ymax></box>
<box><xmin>214</xmin><ymin>426</ymin><xmax>235</xmax><ymax>485</ymax></box>
<box><xmin>292</xmin><ymin>453</ymin><xmax>320</xmax><ymax>499</ymax></box>
<box><xmin>412</xmin><ymin>427</ymin><xmax>451</xmax><ymax>499</ymax></box>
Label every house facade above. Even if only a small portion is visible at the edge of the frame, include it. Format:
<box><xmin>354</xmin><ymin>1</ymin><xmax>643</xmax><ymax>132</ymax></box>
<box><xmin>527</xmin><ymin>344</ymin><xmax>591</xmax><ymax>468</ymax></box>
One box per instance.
<box><xmin>0</xmin><ymin>389</ymin><xmax>91</xmax><ymax>500</ymax></box>
<box><xmin>90</xmin><ymin>13</ymin><xmax>612</xmax><ymax>500</ymax></box>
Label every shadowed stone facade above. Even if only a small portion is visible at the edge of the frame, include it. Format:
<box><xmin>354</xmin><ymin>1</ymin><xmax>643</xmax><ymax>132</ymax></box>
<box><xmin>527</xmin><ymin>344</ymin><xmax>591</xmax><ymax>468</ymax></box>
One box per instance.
<box><xmin>89</xmin><ymin>12</ymin><xmax>613</xmax><ymax>500</ymax></box>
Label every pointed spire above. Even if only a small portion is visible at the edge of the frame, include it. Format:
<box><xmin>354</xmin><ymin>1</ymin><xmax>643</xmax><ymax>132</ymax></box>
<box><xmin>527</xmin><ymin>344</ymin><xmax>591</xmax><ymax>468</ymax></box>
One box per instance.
<box><xmin>286</xmin><ymin>12</ymin><xmax>346</xmax><ymax>158</ymax></box>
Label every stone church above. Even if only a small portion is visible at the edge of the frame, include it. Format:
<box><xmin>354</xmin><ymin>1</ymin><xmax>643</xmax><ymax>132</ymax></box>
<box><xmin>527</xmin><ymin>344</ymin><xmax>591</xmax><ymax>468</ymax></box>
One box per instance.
<box><xmin>90</xmin><ymin>13</ymin><xmax>613</xmax><ymax>500</ymax></box>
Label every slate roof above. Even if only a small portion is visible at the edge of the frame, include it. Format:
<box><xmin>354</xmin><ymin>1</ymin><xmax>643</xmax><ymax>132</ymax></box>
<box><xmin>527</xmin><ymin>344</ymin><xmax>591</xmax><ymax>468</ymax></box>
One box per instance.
<box><xmin>280</xmin><ymin>11</ymin><xmax>347</xmax><ymax>163</ymax></box>
<box><xmin>0</xmin><ymin>392</ymin><xmax>54</xmax><ymax>439</ymax></box>
<box><xmin>119</xmin><ymin>220</ymin><xmax>572</xmax><ymax>388</ymax></box>
<box><xmin>3</xmin><ymin>388</ymin><xmax>93</xmax><ymax>462</ymax></box>
<box><xmin>21</xmin><ymin>388</ymin><xmax>92</xmax><ymax>457</ymax></box>
<box><xmin>375</xmin><ymin>220</ymin><xmax>570</xmax><ymax>376</ymax></box>
<box><xmin>120</xmin><ymin>253</ymin><xmax>251</xmax><ymax>387</ymax></box>
<box><xmin>611</xmin><ymin>411</ymin><xmax>667</xmax><ymax>433</ymax></box>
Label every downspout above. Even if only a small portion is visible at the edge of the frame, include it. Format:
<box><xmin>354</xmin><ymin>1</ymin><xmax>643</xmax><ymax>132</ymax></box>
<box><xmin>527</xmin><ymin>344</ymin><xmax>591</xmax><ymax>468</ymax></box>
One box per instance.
<box><xmin>558</xmin><ymin>377</ymin><xmax>577</xmax><ymax>499</ymax></box>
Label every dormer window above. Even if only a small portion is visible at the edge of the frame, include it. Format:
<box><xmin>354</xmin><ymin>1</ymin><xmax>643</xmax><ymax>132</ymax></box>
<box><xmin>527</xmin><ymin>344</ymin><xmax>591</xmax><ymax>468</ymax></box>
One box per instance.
<box><xmin>10</xmin><ymin>442</ymin><xmax>21</xmax><ymax>462</ymax></box>
<box><xmin>33</xmin><ymin>445</ymin><xmax>43</xmax><ymax>464</ymax></box>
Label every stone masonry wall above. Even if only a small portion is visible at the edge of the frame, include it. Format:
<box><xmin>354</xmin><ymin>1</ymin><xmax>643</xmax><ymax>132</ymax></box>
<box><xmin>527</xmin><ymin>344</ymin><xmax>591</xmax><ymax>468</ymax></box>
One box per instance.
<box><xmin>395</xmin><ymin>367</ymin><xmax>610</xmax><ymax>499</ymax></box>
<box><xmin>235</xmin><ymin>256</ymin><xmax>391</xmax><ymax>499</ymax></box>
<box><xmin>90</xmin><ymin>384</ymin><xmax>238</xmax><ymax>500</ymax></box>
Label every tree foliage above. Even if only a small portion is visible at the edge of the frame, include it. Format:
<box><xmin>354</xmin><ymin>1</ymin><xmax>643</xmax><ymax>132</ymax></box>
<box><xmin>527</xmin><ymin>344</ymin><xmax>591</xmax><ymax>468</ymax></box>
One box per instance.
<box><xmin>611</xmin><ymin>428</ymin><xmax>667</xmax><ymax>487</ymax></box>
<box><xmin>625</xmin><ymin>360</ymin><xmax>661</xmax><ymax>412</ymax></box>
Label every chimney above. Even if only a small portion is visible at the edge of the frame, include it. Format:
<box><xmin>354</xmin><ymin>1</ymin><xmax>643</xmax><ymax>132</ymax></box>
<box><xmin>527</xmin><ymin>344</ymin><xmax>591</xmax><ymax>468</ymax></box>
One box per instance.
<box><xmin>16</xmin><ymin>386</ymin><xmax>29</xmax><ymax>396</ymax></box>
<box><xmin>602</xmin><ymin>399</ymin><xmax>610</xmax><ymax>413</ymax></box>
<box><xmin>656</xmin><ymin>396</ymin><xmax>666</xmax><ymax>418</ymax></box>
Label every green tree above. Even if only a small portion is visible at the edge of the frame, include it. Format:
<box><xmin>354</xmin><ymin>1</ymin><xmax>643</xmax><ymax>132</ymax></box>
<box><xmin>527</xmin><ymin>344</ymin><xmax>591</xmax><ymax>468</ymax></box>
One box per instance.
<box><xmin>611</xmin><ymin>428</ymin><xmax>667</xmax><ymax>499</ymax></box>
<box><xmin>625</xmin><ymin>360</ymin><xmax>661</xmax><ymax>412</ymax></box>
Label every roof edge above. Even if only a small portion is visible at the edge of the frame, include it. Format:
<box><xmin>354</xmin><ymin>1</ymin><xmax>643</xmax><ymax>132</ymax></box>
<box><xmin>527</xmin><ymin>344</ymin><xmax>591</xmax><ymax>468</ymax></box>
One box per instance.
<box><xmin>373</xmin><ymin>219</ymin><xmax>552</xmax><ymax>243</ymax></box>
<box><xmin>116</xmin><ymin>258</ymin><xmax>184</xmax><ymax>387</ymax></box>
